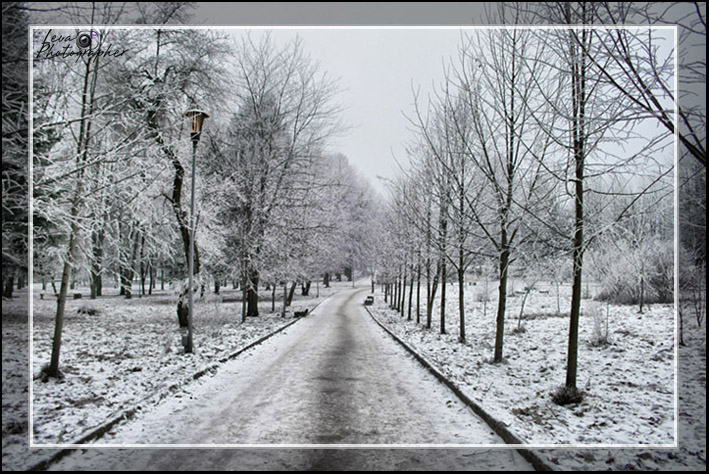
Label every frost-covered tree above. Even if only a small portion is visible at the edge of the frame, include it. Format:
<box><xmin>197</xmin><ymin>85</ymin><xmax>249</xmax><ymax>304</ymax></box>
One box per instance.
<box><xmin>2</xmin><ymin>3</ymin><xmax>30</xmax><ymax>298</ymax></box>
<box><xmin>588</xmin><ymin>191</ymin><xmax>674</xmax><ymax>311</ymax></box>
<box><xmin>206</xmin><ymin>33</ymin><xmax>342</xmax><ymax>317</ymax></box>
<box><xmin>520</xmin><ymin>4</ymin><xmax>674</xmax><ymax>399</ymax></box>
<box><xmin>115</xmin><ymin>24</ymin><xmax>229</xmax><ymax>326</ymax></box>
<box><xmin>450</xmin><ymin>22</ymin><xmax>556</xmax><ymax>358</ymax></box>
<box><xmin>32</xmin><ymin>6</ymin><xmax>152</xmax><ymax>377</ymax></box>
<box><xmin>32</xmin><ymin>3</ymin><xmax>227</xmax><ymax>374</ymax></box>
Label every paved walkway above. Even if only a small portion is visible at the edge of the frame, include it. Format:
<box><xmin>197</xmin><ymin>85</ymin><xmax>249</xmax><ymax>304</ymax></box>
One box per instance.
<box><xmin>50</xmin><ymin>287</ymin><xmax>533</xmax><ymax>470</ymax></box>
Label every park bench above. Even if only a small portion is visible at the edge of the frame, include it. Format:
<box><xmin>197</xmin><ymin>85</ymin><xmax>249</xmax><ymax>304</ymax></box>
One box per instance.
<box><xmin>39</xmin><ymin>292</ymin><xmax>82</xmax><ymax>300</ymax></box>
<box><xmin>293</xmin><ymin>309</ymin><xmax>309</xmax><ymax>318</ymax></box>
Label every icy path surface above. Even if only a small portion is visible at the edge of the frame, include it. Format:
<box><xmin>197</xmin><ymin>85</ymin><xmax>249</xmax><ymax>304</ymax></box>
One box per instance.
<box><xmin>51</xmin><ymin>287</ymin><xmax>533</xmax><ymax>470</ymax></box>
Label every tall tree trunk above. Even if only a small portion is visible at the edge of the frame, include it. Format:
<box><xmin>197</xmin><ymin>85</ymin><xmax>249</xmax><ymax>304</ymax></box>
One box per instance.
<box><xmin>49</xmin><ymin>215</ymin><xmax>80</xmax><ymax>378</ymax></box>
<box><xmin>3</xmin><ymin>271</ymin><xmax>15</xmax><ymax>299</ymax></box>
<box><xmin>396</xmin><ymin>272</ymin><xmax>401</xmax><ymax>310</ymax></box>
<box><xmin>493</xmin><ymin>245</ymin><xmax>510</xmax><ymax>362</ymax></box>
<box><xmin>47</xmin><ymin>18</ymin><xmax>110</xmax><ymax>374</ymax></box>
<box><xmin>400</xmin><ymin>260</ymin><xmax>407</xmax><ymax>318</ymax></box>
<box><xmin>458</xmin><ymin>266</ymin><xmax>465</xmax><ymax>343</ymax></box>
<box><xmin>567</xmin><ymin>236</ymin><xmax>583</xmax><ymax>388</ymax></box>
<box><xmin>408</xmin><ymin>266</ymin><xmax>414</xmax><ymax>321</ymax></box>
<box><xmin>565</xmin><ymin>21</ymin><xmax>588</xmax><ymax>390</ymax></box>
<box><xmin>439</xmin><ymin>199</ymin><xmax>448</xmax><ymax>334</ymax></box>
<box><xmin>139</xmin><ymin>232</ymin><xmax>146</xmax><ymax>297</ymax></box>
<box><xmin>286</xmin><ymin>281</ymin><xmax>297</xmax><ymax>307</ymax></box>
<box><xmin>120</xmin><ymin>268</ymin><xmax>129</xmax><ymax>298</ymax></box>
<box><xmin>425</xmin><ymin>197</ymin><xmax>433</xmax><ymax>329</ymax></box>
<box><xmin>124</xmin><ymin>227</ymin><xmax>141</xmax><ymax>300</ymax></box>
<box><xmin>416</xmin><ymin>254</ymin><xmax>422</xmax><ymax>324</ymax></box>
<box><xmin>429</xmin><ymin>260</ymin><xmax>440</xmax><ymax>330</ymax></box>
<box><xmin>241</xmin><ymin>265</ymin><xmax>247</xmax><ymax>323</ymax></box>
<box><xmin>393</xmin><ymin>271</ymin><xmax>399</xmax><ymax>310</ymax></box>
<box><xmin>49</xmin><ymin>66</ymin><xmax>94</xmax><ymax>376</ymax></box>
<box><xmin>440</xmin><ymin>258</ymin><xmax>447</xmax><ymax>335</ymax></box>
<box><xmin>556</xmin><ymin>280</ymin><xmax>561</xmax><ymax>314</ymax></box>
<box><xmin>89</xmin><ymin>226</ymin><xmax>104</xmax><ymax>299</ymax></box>
<box><xmin>148</xmin><ymin>100</ymin><xmax>200</xmax><ymax>328</ymax></box>
<box><xmin>149</xmin><ymin>263</ymin><xmax>155</xmax><ymax>295</ymax></box>
<box><xmin>440</xmin><ymin>232</ymin><xmax>448</xmax><ymax>334</ymax></box>
<box><xmin>457</xmin><ymin>140</ymin><xmax>468</xmax><ymax>342</ymax></box>
<box><xmin>246</xmin><ymin>266</ymin><xmax>260</xmax><ymax>317</ymax></box>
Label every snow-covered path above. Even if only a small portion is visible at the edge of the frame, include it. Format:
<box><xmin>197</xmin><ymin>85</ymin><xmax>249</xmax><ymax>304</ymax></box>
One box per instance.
<box><xmin>50</xmin><ymin>287</ymin><xmax>533</xmax><ymax>470</ymax></box>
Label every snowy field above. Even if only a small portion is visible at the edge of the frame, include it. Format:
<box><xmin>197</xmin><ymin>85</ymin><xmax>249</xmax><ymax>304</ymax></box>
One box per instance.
<box><xmin>2</xmin><ymin>281</ymin><xmax>351</xmax><ymax>470</ymax></box>
<box><xmin>368</xmin><ymin>278</ymin><xmax>706</xmax><ymax>470</ymax></box>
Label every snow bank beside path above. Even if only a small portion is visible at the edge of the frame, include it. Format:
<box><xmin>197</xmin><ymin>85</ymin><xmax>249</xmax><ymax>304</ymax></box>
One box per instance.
<box><xmin>367</xmin><ymin>281</ymin><xmax>705</xmax><ymax>470</ymax></box>
<box><xmin>2</xmin><ymin>283</ymin><xmax>348</xmax><ymax>471</ymax></box>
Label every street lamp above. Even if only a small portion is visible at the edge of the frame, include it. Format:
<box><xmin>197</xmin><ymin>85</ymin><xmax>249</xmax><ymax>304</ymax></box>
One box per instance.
<box><xmin>183</xmin><ymin>108</ymin><xmax>209</xmax><ymax>353</ymax></box>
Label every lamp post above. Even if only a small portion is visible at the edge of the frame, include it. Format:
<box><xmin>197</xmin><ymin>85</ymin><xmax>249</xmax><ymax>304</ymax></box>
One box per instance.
<box><xmin>183</xmin><ymin>108</ymin><xmax>209</xmax><ymax>353</ymax></box>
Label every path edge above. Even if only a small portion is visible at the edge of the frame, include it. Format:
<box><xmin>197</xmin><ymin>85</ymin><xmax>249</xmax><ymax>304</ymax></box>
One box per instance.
<box><xmin>26</xmin><ymin>296</ymin><xmax>332</xmax><ymax>471</ymax></box>
<box><xmin>364</xmin><ymin>306</ymin><xmax>556</xmax><ymax>472</ymax></box>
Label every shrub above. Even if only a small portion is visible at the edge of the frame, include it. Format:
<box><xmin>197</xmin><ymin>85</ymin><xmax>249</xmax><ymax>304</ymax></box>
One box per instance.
<box><xmin>551</xmin><ymin>385</ymin><xmax>584</xmax><ymax>406</ymax></box>
<box><xmin>590</xmin><ymin>238</ymin><xmax>674</xmax><ymax>305</ymax></box>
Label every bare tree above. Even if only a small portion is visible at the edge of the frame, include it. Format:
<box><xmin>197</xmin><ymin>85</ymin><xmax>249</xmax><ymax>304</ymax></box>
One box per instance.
<box><xmin>2</xmin><ymin>3</ymin><xmax>31</xmax><ymax>298</ymax></box>
<box><xmin>518</xmin><ymin>4</ymin><xmax>674</xmax><ymax>399</ymax></box>
<box><xmin>450</xmin><ymin>21</ymin><xmax>556</xmax><ymax>360</ymax></box>
<box><xmin>595</xmin><ymin>2</ymin><xmax>705</xmax><ymax>167</ymax></box>
<box><xmin>34</xmin><ymin>4</ymin><xmax>139</xmax><ymax>377</ymax></box>
<box><xmin>204</xmin><ymin>33</ymin><xmax>343</xmax><ymax>318</ymax></box>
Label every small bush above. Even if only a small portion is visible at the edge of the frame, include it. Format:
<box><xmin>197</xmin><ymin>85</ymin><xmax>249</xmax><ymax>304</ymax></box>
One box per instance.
<box><xmin>589</xmin><ymin>238</ymin><xmax>674</xmax><ymax>305</ymax></box>
<box><xmin>551</xmin><ymin>385</ymin><xmax>584</xmax><ymax>406</ymax></box>
<box><xmin>77</xmin><ymin>306</ymin><xmax>100</xmax><ymax>316</ymax></box>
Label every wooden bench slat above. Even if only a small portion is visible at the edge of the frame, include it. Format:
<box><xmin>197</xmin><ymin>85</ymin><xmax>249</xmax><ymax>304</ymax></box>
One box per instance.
<box><xmin>39</xmin><ymin>292</ymin><xmax>83</xmax><ymax>300</ymax></box>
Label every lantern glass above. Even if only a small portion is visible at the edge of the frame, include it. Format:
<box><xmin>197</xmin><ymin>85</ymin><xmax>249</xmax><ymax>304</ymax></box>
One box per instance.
<box><xmin>184</xmin><ymin>108</ymin><xmax>210</xmax><ymax>142</ymax></box>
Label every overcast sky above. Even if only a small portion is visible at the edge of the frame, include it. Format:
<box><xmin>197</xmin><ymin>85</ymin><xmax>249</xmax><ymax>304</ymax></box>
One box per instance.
<box><xmin>28</xmin><ymin>3</ymin><xmax>694</xmax><ymax>194</ymax></box>
<box><xmin>191</xmin><ymin>3</ymin><xmax>489</xmax><ymax>193</ymax></box>
<box><xmin>187</xmin><ymin>3</ymin><xmax>681</xmax><ymax>195</ymax></box>
<box><xmin>251</xmin><ymin>28</ymin><xmax>467</xmax><ymax>194</ymax></box>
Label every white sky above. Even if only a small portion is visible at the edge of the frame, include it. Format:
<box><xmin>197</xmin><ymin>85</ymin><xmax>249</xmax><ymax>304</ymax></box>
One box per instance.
<box><xmin>187</xmin><ymin>4</ymin><xmax>680</xmax><ymax>195</ymax></box>
<box><xmin>28</xmin><ymin>3</ymin><xmax>691</xmax><ymax>195</ymax></box>
<box><xmin>251</xmin><ymin>28</ymin><xmax>466</xmax><ymax>194</ymax></box>
<box><xmin>216</xmin><ymin>26</ymin><xmax>675</xmax><ymax>196</ymax></box>
<box><xmin>190</xmin><ymin>3</ymin><xmax>490</xmax><ymax>194</ymax></box>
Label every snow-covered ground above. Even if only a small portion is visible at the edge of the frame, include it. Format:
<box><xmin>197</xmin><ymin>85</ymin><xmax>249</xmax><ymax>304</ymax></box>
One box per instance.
<box><xmin>2</xmin><ymin>278</ymin><xmax>705</xmax><ymax>471</ymax></box>
<box><xmin>2</xmin><ymin>281</ymin><xmax>350</xmax><ymax>470</ymax></box>
<box><xmin>367</xmin><ymin>279</ymin><xmax>706</xmax><ymax>470</ymax></box>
